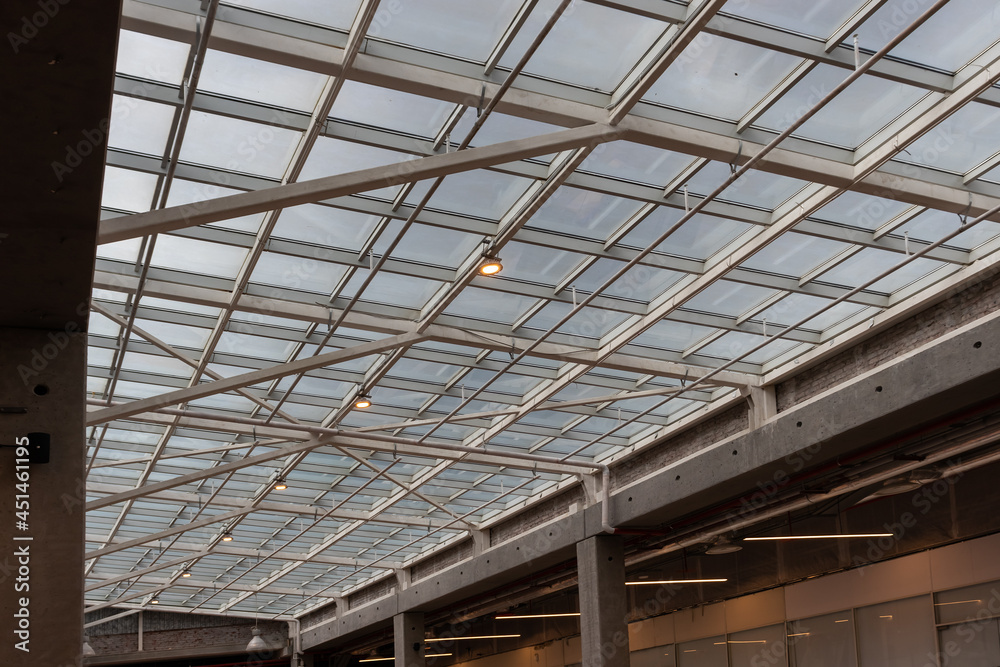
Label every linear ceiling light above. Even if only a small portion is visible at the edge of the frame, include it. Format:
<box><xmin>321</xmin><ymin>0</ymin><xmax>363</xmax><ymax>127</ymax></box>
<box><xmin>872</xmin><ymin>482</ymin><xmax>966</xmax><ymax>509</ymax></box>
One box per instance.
<box><xmin>744</xmin><ymin>533</ymin><xmax>892</xmax><ymax>541</ymax></box>
<box><xmin>496</xmin><ymin>613</ymin><xmax>580</xmax><ymax>619</ymax></box>
<box><xmin>625</xmin><ymin>578</ymin><xmax>727</xmax><ymax>585</ymax></box>
<box><xmin>425</xmin><ymin>635</ymin><xmax>520</xmax><ymax>642</ymax></box>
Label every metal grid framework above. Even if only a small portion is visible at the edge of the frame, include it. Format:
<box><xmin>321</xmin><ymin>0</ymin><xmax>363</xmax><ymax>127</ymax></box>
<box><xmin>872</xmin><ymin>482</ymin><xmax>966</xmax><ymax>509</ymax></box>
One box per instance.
<box><xmin>86</xmin><ymin>0</ymin><xmax>1000</xmax><ymax>620</ymax></box>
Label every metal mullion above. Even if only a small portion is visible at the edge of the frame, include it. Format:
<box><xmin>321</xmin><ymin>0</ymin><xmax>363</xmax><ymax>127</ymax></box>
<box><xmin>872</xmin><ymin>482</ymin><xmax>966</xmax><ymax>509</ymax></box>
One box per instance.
<box><xmin>825</xmin><ymin>0</ymin><xmax>892</xmax><ymax>52</ymax></box>
<box><xmin>484</xmin><ymin>0</ymin><xmax>540</xmax><ymax>75</ymax></box>
<box><xmin>737</xmin><ymin>59</ymin><xmax>817</xmax><ymax>133</ymax></box>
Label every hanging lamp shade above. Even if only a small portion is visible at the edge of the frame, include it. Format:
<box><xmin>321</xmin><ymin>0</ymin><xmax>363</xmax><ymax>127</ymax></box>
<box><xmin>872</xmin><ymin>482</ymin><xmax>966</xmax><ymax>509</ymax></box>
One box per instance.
<box><xmin>246</xmin><ymin>626</ymin><xmax>269</xmax><ymax>652</ymax></box>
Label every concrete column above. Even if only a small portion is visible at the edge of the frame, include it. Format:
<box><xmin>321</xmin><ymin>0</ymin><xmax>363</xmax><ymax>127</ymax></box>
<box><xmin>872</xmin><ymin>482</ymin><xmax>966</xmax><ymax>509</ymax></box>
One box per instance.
<box><xmin>394</xmin><ymin>612</ymin><xmax>424</xmax><ymax>667</ymax></box>
<box><xmin>577</xmin><ymin>535</ymin><xmax>629</xmax><ymax>667</ymax></box>
<box><xmin>0</xmin><ymin>330</ymin><xmax>88</xmax><ymax>666</ymax></box>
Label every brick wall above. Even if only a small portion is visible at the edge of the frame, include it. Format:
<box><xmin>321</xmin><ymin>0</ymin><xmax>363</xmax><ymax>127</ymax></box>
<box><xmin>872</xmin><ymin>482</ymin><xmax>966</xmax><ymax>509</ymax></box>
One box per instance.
<box><xmin>86</xmin><ymin>610</ymin><xmax>287</xmax><ymax>658</ymax></box>
<box><xmin>489</xmin><ymin>487</ymin><xmax>585</xmax><ymax>546</ymax></box>
<box><xmin>610</xmin><ymin>404</ymin><xmax>749</xmax><ymax>491</ymax></box>
<box><xmin>410</xmin><ymin>539</ymin><xmax>475</xmax><ymax>582</ymax></box>
<box><xmin>776</xmin><ymin>265</ymin><xmax>1000</xmax><ymax>411</ymax></box>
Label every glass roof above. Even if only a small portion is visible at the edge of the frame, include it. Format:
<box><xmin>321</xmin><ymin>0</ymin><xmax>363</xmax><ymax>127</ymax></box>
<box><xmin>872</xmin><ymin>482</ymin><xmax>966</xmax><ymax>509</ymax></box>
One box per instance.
<box><xmin>87</xmin><ymin>0</ymin><xmax>1000</xmax><ymax>621</ymax></box>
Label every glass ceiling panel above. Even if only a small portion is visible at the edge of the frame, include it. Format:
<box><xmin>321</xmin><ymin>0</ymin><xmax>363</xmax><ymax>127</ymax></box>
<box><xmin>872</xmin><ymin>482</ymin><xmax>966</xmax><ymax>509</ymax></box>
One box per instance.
<box><xmin>393</xmin><ymin>224</ymin><xmax>483</xmax><ymax>269</ymax></box>
<box><xmin>722</xmin><ymin>0</ymin><xmax>860</xmax><ymax>39</ymax></box>
<box><xmin>150</xmin><ymin>235</ymin><xmax>248</xmax><ymax>280</ymax></box>
<box><xmin>646</xmin><ymin>36</ymin><xmax>801</xmax><ymax>121</ymax></box>
<box><xmin>373</xmin><ymin>0</ymin><xmax>523</xmax><ymax>62</ymax></box>
<box><xmin>814</xmin><ymin>248</ymin><xmax>947</xmax><ymax>294</ymax></box>
<box><xmin>101</xmin><ymin>166</ymin><xmax>157</xmax><ymax>213</ymax></box>
<box><xmin>224</xmin><ymin>0</ymin><xmax>363</xmax><ymax>30</ymax></box>
<box><xmin>445</xmin><ymin>287</ymin><xmax>538</xmax><ymax>326</ymax></box>
<box><xmin>684</xmin><ymin>280</ymin><xmax>780</xmax><ymax>318</ymax></box>
<box><xmin>331</xmin><ymin>80</ymin><xmax>453</xmax><ymax>138</ymax></box>
<box><xmin>199</xmin><ymin>49</ymin><xmax>326</xmax><ymax>112</ymax></box>
<box><xmin>179</xmin><ymin>111</ymin><xmax>301</xmax><ymax>178</ymax></box>
<box><xmin>455</xmin><ymin>111</ymin><xmax>566</xmax><ymax>156</ymax></box>
<box><xmin>352</xmin><ymin>271</ymin><xmax>444</xmax><ymax>309</ymax></box>
<box><xmin>741</xmin><ymin>232</ymin><xmax>850</xmax><ymax>278</ymax></box>
<box><xmin>272</xmin><ymin>204</ymin><xmax>380</xmax><ymax>252</ymax></box>
<box><xmin>754</xmin><ymin>65</ymin><xmax>928</xmax><ymax>149</ymax></box>
<box><xmin>686</xmin><ymin>162</ymin><xmax>807</xmax><ymax>209</ymax></box>
<box><xmin>115</xmin><ymin>30</ymin><xmax>189</xmax><ymax>85</ymax></box>
<box><xmin>894</xmin><ymin>102</ymin><xmax>1000</xmax><ymax>174</ymax></box>
<box><xmin>811</xmin><ymin>191</ymin><xmax>913</xmax><ymax>230</ymax></box>
<box><xmin>630</xmin><ymin>319</ymin><xmax>724</xmax><ymax>353</ymax></box>
<box><xmin>496</xmin><ymin>243</ymin><xmax>583</xmax><ymax>287</ymax></box>
<box><xmin>499</xmin><ymin>0</ymin><xmax>669</xmax><ymax>92</ymax></box>
<box><xmin>250</xmin><ymin>251</ymin><xmax>348</xmax><ymax>295</ymax></box>
<box><xmin>528</xmin><ymin>187</ymin><xmax>644</xmax><ymax>238</ymax></box>
<box><xmin>895</xmin><ymin>208</ymin><xmax>1000</xmax><ymax>252</ymax></box>
<box><xmin>620</xmin><ymin>208</ymin><xmax>752</xmax><ymax>261</ymax></box>
<box><xmin>427</xmin><ymin>170</ymin><xmax>534</xmax><ymax>219</ymax></box>
<box><xmin>856</xmin><ymin>0</ymin><xmax>1000</xmax><ymax>73</ymax></box>
<box><xmin>756</xmin><ymin>293</ymin><xmax>868</xmax><ymax>333</ymax></box>
<box><xmin>573</xmin><ymin>258</ymin><xmax>685</xmax><ymax>303</ymax></box>
<box><xmin>524</xmin><ymin>302</ymin><xmax>631</xmax><ymax>339</ymax></box>
<box><xmin>109</xmin><ymin>96</ymin><xmax>175</xmax><ymax>156</ymax></box>
<box><xmin>577</xmin><ymin>142</ymin><xmax>692</xmax><ymax>187</ymax></box>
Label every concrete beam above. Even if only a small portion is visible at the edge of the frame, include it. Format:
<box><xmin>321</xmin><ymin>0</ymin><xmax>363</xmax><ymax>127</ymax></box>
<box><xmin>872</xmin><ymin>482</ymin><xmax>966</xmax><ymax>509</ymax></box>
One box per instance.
<box><xmin>301</xmin><ymin>307</ymin><xmax>1000</xmax><ymax>652</ymax></box>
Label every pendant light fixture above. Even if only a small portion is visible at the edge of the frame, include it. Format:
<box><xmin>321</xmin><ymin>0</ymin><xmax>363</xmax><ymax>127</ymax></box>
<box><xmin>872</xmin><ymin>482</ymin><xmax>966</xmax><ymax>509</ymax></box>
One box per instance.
<box><xmin>246</xmin><ymin>594</ymin><xmax>269</xmax><ymax>652</ymax></box>
<box><xmin>478</xmin><ymin>237</ymin><xmax>503</xmax><ymax>276</ymax></box>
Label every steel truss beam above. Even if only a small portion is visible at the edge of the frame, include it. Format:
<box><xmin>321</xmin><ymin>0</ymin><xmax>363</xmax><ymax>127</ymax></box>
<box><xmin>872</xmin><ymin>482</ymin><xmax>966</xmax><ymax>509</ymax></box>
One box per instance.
<box><xmin>117</xmin><ymin>0</ymin><xmax>1000</xmax><ymax>223</ymax></box>
<box><xmin>92</xmin><ymin>269</ymin><xmax>758</xmax><ymax>383</ymax></box>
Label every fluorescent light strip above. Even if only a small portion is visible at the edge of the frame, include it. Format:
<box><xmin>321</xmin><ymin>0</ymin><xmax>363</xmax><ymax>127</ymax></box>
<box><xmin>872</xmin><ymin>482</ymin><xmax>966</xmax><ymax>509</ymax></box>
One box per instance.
<box><xmin>360</xmin><ymin>655</ymin><xmax>454</xmax><ymax>662</ymax></box>
<box><xmin>715</xmin><ymin>640</ymin><xmax>766</xmax><ymax>644</ymax></box>
<box><xmin>934</xmin><ymin>600</ymin><xmax>982</xmax><ymax>606</ymax></box>
<box><xmin>425</xmin><ymin>635</ymin><xmax>520</xmax><ymax>642</ymax></box>
<box><xmin>787</xmin><ymin>633</ymin><xmax>810</xmax><ymax>637</ymax></box>
<box><xmin>625</xmin><ymin>578</ymin><xmax>727</xmax><ymax>585</ymax></box>
<box><xmin>835</xmin><ymin>620</ymin><xmax>849</xmax><ymax>623</ymax></box>
<box><xmin>744</xmin><ymin>534</ymin><xmax>893</xmax><ymax>540</ymax></box>
<box><xmin>496</xmin><ymin>613</ymin><xmax>581</xmax><ymax>619</ymax></box>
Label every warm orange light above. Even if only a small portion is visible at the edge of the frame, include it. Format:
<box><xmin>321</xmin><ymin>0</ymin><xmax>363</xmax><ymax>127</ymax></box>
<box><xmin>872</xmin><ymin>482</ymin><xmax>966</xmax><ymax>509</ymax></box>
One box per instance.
<box><xmin>354</xmin><ymin>397</ymin><xmax>372</xmax><ymax>409</ymax></box>
<box><xmin>479</xmin><ymin>258</ymin><xmax>503</xmax><ymax>276</ymax></box>
<box><xmin>273</xmin><ymin>478</ymin><xmax>288</xmax><ymax>491</ymax></box>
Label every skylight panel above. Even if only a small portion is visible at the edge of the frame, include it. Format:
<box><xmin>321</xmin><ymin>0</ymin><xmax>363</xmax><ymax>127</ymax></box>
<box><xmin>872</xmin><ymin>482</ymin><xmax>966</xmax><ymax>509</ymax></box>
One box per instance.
<box><xmin>427</xmin><ymin>170</ymin><xmax>535</xmax><ymax>219</ymax></box>
<box><xmin>754</xmin><ymin>65</ymin><xmax>928</xmax><ymax>149</ymax></box>
<box><xmin>619</xmin><ymin>209</ymin><xmax>752</xmax><ymax>261</ymax></box>
<box><xmin>741</xmin><ymin>232</ymin><xmax>851</xmax><ymax>278</ymax></box>
<box><xmin>686</xmin><ymin>161</ymin><xmax>808</xmax><ymax>209</ymax></box>
<box><xmin>372</xmin><ymin>0</ymin><xmax>523</xmax><ymax>62</ymax></box>
<box><xmin>445</xmin><ymin>287</ymin><xmax>538</xmax><ymax>327</ymax></box>
<box><xmin>249</xmin><ymin>251</ymin><xmax>349</xmax><ymax>295</ymax></box>
<box><xmin>332</xmin><ymin>80</ymin><xmax>455</xmax><ymax>138</ymax></box>
<box><xmin>199</xmin><ymin>50</ymin><xmax>326</xmax><ymax>111</ymax></box>
<box><xmin>646</xmin><ymin>36</ymin><xmax>802</xmax><ymax>121</ymax></box>
<box><xmin>150</xmin><ymin>235</ymin><xmax>249</xmax><ymax>280</ymax></box>
<box><xmin>101</xmin><ymin>166</ymin><xmax>158</xmax><ymax>213</ymax></box>
<box><xmin>894</xmin><ymin>101</ymin><xmax>1000</xmax><ymax>174</ymax></box>
<box><xmin>115</xmin><ymin>30</ymin><xmax>190</xmax><ymax>85</ymax></box>
<box><xmin>393</xmin><ymin>224</ymin><xmax>483</xmax><ymax>269</ymax></box>
<box><xmin>721</xmin><ymin>0</ymin><xmax>861</xmax><ymax>39</ymax></box>
<box><xmin>109</xmin><ymin>96</ymin><xmax>175</xmax><ymax>156</ymax></box>
<box><xmin>179</xmin><ymin>111</ymin><xmax>301</xmax><ymax>178</ymax></box>
<box><xmin>528</xmin><ymin>187</ymin><xmax>644</xmax><ymax>238</ymax></box>
<box><xmin>498</xmin><ymin>0</ymin><xmax>670</xmax><ymax>93</ymax></box>
<box><xmin>856</xmin><ymin>0</ymin><xmax>1000</xmax><ymax>73</ymax></box>
<box><xmin>224</xmin><ymin>0</ymin><xmax>362</xmax><ymax>30</ymax></box>
<box><xmin>578</xmin><ymin>141</ymin><xmax>692</xmax><ymax>187</ymax></box>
